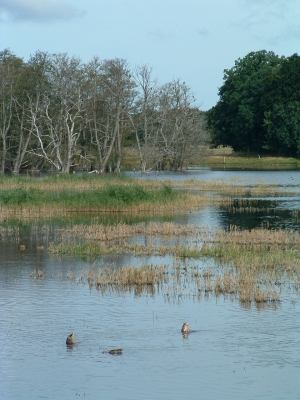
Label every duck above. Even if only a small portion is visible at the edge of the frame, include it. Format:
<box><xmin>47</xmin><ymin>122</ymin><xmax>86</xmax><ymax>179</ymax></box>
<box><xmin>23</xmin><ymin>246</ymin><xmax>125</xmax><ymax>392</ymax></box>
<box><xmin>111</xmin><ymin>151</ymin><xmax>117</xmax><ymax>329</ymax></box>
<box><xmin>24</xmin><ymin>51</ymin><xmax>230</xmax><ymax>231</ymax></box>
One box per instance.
<box><xmin>181</xmin><ymin>322</ymin><xmax>191</xmax><ymax>334</ymax></box>
<box><xmin>18</xmin><ymin>244</ymin><xmax>26</xmax><ymax>251</ymax></box>
<box><xmin>66</xmin><ymin>332</ymin><xmax>77</xmax><ymax>346</ymax></box>
<box><xmin>103</xmin><ymin>349</ymin><xmax>123</xmax><ymax>355</ymax></box>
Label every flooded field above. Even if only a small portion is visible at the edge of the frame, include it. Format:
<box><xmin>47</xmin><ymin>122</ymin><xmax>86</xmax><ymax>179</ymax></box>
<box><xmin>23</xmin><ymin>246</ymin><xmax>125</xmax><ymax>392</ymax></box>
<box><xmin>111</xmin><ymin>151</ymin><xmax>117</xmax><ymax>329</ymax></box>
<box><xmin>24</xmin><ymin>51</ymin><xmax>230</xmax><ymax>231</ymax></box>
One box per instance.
<box><xmin>1</xmin><ymin>169</ymin><xmax>300</xmax><ymax>399</ymax></box>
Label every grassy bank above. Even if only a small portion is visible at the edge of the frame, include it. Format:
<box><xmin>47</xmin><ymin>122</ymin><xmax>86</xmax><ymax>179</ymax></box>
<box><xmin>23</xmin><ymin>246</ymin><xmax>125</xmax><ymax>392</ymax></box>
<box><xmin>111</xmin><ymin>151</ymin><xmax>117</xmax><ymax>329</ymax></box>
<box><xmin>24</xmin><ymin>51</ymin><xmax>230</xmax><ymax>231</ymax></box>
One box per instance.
<box><xmin>0</xmin><ymin>176</ymin><xmax>180</xmax><ymax>211</ymax></box>
<box><xmin>0</xmin><ymin>183</ymin><xmax>177</xmax><ymax>208</ymax></box>
<box><xmin>123</xmin><ymin>146</ymin><xmax>300</xmax><ymax>170</ymax></box>
<box><xmin>0</xmin><ymin>173</ymin><xmax>297</xmax><ymax>220</ymax></box>
<box><xmin>193</xmin><ymin>147</ymin><xmax>300</xmax><ymax>169</ymax></box>
<box><xmin>0</xmin><ymin>174</ymin><xmax>223</xmax><ymax>219</ymax></box>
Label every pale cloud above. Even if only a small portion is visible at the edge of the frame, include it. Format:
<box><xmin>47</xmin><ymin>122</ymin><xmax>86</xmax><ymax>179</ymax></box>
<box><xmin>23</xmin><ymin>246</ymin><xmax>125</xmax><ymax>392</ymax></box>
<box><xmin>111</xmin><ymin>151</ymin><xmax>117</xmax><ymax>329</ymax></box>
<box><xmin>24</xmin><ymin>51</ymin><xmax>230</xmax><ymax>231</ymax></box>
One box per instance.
<box><xmin>0</xmin><ymin>0</ymin><xmax>85</xmax><ymax>22</ymax></box>
<box><xmin>268</xmin><ymin>24</ymin><xmax>300</xmax><ymax>45</ymax></box>
<box><xmin>231</xmin><ymin>0</ymin><xmax>300</xmax><ymax>45</ymax></box>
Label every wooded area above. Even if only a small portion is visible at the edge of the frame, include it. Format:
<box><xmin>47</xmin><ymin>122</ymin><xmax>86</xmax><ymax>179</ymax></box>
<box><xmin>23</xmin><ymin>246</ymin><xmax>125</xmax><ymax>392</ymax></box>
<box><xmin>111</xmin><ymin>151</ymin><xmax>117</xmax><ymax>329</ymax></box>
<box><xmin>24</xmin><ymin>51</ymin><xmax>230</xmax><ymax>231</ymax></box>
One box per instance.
<box><xmin>0</xmin><ymin>49</ymin><xmax>208</xmax><ymax>174</ymax></box>
<box><xmin>207</xmin><ymin>50</ymin><xmax>300</xmax><ymax>157</ymax></box>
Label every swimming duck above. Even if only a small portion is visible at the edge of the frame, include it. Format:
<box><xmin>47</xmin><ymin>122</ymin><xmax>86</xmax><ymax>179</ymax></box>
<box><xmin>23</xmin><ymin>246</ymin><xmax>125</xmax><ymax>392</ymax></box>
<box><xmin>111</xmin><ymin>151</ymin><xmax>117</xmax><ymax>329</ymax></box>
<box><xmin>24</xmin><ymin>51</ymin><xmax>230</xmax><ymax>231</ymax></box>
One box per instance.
<box><xmin>66</xmin><ymin>332</ymin><xmax>77</xmax><ymax>345</ymax></box>
<box><xmin>103</xmin><ymin>349</ymin><xmax>123</xmax><ymax>355</ymax></box>
<box><xmin>18</xmin><ymin>244</ymin><xmax>26</xmax><ymax>251</ymax></box>
<box><xmin>181</xmin><ymin>322</ymin><xmax>191</xmax><ymax>334</ymax></box>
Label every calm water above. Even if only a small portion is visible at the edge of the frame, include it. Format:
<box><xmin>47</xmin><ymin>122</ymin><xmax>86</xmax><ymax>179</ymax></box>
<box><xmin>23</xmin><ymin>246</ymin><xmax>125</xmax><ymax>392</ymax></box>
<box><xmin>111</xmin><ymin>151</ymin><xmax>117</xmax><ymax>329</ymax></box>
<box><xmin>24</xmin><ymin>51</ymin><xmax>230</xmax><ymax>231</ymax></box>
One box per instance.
<box><xmin>1</xmin><ymin>169</ymin><xmax>300</xmax><ymax>400</ymax></box>
<box><xmin>126</xmin><ymin>168</ymin><xmax>300</xmax><ymax>188</ymax></box>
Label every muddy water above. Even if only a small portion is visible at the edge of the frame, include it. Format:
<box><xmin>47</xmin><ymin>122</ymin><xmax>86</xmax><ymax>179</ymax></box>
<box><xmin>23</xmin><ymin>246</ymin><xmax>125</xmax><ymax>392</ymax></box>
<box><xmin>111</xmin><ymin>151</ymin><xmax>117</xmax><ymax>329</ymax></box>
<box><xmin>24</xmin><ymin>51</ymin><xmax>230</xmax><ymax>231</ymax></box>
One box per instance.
<box><xmin>1</xmin><ymin>170</ymin><xmax>300</xmax><ymax>399</ymax></box>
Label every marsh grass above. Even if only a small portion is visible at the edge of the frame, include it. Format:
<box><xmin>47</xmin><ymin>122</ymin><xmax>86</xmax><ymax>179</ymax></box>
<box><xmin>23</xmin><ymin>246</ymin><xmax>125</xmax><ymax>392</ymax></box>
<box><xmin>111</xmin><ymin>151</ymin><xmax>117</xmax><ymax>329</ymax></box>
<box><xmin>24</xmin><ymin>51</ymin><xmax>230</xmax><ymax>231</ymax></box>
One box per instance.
<box><xmin>1</xmin><ymin>174</ymin><xmax>296</xmax><ymax>306</ymax></box>
<box><xmin>53</xmin><ymin>221</ymin><xmax>197</xmax><ymax>243</ymax></box>
<box><xmin>0</xmin><ymin>186</ymin><xmax>219</xmax><ymax>221</ymax></box>
<box><xmin>0</xmin><ymin>174</ymin><xmax>297</xmax><ymax>221</ymax></box>
<box><xmin>30</xmin><ymin>269</ymin><xmax>44</xmax><ymax>280</ymax></box>
<box><xmin>46</xmin><ymin>222</ymin><xmax>300</xmax><ymax>305</ymax></box>
<box><xmin>0</xmin><ymin>183</ymin><xmax>177</xmax><ymax>207</ymax></box>
<box><xmin>67</xmin><ymin>263</ymin><xmax>168</xmax><ymax>296</ymax></box>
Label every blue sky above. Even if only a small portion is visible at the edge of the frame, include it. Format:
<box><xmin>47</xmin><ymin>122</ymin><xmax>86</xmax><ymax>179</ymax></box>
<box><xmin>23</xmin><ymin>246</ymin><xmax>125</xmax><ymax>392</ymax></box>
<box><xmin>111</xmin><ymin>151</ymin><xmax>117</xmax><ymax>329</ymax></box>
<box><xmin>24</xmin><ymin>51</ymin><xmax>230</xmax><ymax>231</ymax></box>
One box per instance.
<box><xmin>1</xmin><ymin>0</ymin><xmax>299</xmax><ymax>110</ymax></box>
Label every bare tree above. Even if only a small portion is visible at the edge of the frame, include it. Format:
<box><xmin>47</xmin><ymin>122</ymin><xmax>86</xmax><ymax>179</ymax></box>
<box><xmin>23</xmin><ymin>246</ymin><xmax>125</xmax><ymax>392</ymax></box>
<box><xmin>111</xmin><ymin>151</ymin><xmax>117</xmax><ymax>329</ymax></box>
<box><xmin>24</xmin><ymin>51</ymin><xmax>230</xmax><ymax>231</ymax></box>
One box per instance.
<box><xmin>157</xmin><ymin>79</ymin><xmax>208</xmax><ymax>170</ymax></box>
<box><xmin>130</xmin><ymin>65</ymin><xmax>164</xmax><ymax>172</ymax></box>
<box><xmin>85</xmin><ymin>57</ymin><xmax>118</xmax><ymax>172</ymax></box>
<box><xmin>12</xmin><ymin>51</ymin><xmax>49</xmax><ymax>173</ymax></box>
<box><xmin>100</xmin><ymin>58</ymin><xmax>136</xmax><ymax>172</ymax></box>
<box><xmin>0</xmin><ymin>49</ymin><xmax>210</xmax><ymax>175</ymax></box>
<box><xmin>29</xmin><ymin>53</ymin><xmax>86</xmax><ymax>173</ymax></box>
<box><xmin>85</xmin><ymin>58</ymin><xmax>136</xmax><ymax>172</ymax></box>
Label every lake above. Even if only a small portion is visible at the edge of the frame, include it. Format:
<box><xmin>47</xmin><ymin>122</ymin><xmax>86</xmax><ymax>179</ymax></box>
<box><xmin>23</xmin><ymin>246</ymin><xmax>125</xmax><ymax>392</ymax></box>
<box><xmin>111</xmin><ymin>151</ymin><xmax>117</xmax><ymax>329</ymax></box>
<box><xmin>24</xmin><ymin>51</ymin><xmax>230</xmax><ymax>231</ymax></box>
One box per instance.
<box><xmin>1</xmin><ymin>169</ymin><xmax>300</xmax><ymax>399</ymax></box>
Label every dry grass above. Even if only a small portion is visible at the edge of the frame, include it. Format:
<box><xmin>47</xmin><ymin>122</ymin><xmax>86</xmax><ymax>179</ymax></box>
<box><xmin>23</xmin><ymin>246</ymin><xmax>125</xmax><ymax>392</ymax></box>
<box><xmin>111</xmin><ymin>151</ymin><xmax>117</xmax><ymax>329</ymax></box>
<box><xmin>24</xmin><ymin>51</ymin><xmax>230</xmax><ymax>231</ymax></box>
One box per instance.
<box><xmin>214</xmin><ymin>225</ymin><xmax>300</xmax><ymax>248</ymax></box>
<box><xmin>66</xmin><ymin>263</ymin><xmax>168</xmax><ymax>296</ymax></box>
<box><xmin>44</xmin><ymin>221</ymin><xmax>300</xmax><ymax>305</ymax></box>
<box><xmin>0</xmin><ymin>173</ymin><xmax>297</xmax><ymax>221</ymax></box>
<box><xmin>1</xmin><ymin>173</ymin><xmax>295</xmax><ymax>307</ymax></box>
<box><xmin>123</xmin><ymin>145</ymin><xmax>299</xmax><ymax>170</ymax></box>
<box><xmin>54</xmin><ymin>221</ymin><xmax>197</xmax><ymax>243</ymax></box>
<box><xmin>196</xmin><ymin>147</ymin><xmax>298</xmax><ymax>168</ymax></box>
<box><xmin>0</xmin><ymin>191</ymin><xmax>229</xmax><ymax>221</ymax></box>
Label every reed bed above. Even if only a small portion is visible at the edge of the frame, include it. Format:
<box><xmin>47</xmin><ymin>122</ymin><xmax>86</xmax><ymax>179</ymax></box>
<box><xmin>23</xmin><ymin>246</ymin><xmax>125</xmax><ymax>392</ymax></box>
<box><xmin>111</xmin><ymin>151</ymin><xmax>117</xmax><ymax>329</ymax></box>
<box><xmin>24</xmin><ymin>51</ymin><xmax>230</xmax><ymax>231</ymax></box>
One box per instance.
<box><xmin>0</xmin><ymin>174</ymin><xmax>297</xmax><ymax>221</ymax></box>
<box><xmin>157</xmin><ymin>261</ymin><xmax>281</xmax><ymax>306</ymax></box>
<box><xmin>55</xmin><ymin>221</ymin><xmax>197</xmax><ymax>243</ymax></box>
<box><xmin>0</xmin><ymin>196</ymin><xmax>233</xmax><ymax>222</ymax></box>
<box><xmin>66</xmin><ymin>263</ymin><xmax>168</xmax><ymax>296</ymax></box>
<box><xmin>46</xmin><ymin>222</ymin><xmax>300</xmax><ymax>306</ymax></box>
<box><xmin>0</xmin><ymin>173</ymin><xmax>134</xmax><ymax>191</ymax></box>
<box><xmin>0</xmin><ymin>174</ymin><xmax>296</xmax><ymax>306</ymax></box>
<box><xmin>214</xmin><ymin>225</ymin><xmax>300</xmax><ymax>248</ymax></box>
<box><xmin>48</xmin><ymin>222</ymin><xmax>300</xmax><ymax>260</ymax></box>
<box><xmin>0</xmin><ymin>185</ymin><xmax>225</xmax><ymax>221</ymax></box>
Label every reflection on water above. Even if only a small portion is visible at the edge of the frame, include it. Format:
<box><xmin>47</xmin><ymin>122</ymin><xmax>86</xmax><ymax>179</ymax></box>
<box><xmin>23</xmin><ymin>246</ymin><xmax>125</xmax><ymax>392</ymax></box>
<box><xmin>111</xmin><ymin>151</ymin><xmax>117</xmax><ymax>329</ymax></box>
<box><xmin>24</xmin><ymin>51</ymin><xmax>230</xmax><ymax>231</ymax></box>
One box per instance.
<box><xmin>2</xmin><ymin>261</ymin><xmax>300</xmax><ymax>400</ymax></box>
<box><xmin>1</xmin><ymin>170</ymin><xmax>300</xmax><ymax>399</ymax></box>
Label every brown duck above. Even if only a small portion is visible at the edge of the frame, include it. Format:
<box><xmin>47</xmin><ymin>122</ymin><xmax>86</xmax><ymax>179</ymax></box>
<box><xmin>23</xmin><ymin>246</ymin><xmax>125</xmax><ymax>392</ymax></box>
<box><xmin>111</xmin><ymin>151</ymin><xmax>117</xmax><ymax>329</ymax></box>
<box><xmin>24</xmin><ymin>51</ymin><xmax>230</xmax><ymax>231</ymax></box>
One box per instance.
<box><xmin>181</xmin><ymin>322</ymin><xmax>191</xmax><ymax>334</ymax></box>
<box><xmin>66</xmin><ymin>332</ymin><xmax>77</xmax><ymax>346</ymax></box>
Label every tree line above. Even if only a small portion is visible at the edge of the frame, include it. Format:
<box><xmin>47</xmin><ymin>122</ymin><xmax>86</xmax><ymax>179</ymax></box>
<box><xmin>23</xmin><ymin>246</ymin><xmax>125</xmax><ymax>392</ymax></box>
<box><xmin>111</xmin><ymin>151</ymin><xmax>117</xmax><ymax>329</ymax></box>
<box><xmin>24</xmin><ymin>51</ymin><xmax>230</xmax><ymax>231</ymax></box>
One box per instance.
<box><xmin>0</xmin><ymin>49</ymin><xmax>208</xmax><ymax>174</ymax></box>
<box><xmin>207</xmin><ymin>50</ymin><xmax>300</xmax><ymax>157</ymax></box>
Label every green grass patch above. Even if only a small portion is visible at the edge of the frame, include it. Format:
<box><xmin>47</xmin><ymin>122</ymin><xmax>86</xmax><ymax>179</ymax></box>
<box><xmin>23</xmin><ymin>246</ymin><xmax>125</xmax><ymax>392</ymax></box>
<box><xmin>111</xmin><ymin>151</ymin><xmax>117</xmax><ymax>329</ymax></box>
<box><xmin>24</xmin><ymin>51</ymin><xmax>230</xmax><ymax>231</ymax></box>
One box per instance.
<box><xmin>0</xmin><ymin>182</ymin><xmax>178</xmax><ymax>208</ymax></box>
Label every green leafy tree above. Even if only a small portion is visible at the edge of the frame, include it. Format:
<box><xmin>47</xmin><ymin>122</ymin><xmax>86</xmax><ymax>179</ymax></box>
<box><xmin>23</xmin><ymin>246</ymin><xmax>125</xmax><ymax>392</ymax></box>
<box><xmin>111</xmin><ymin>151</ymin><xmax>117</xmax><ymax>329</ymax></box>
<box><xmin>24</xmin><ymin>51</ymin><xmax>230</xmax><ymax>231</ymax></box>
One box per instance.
<box><xmin>207</xmin><ymin>50</ymin><xmax>283</xmax><ymax>152</ymax></box>
<box><xmin>0</xmin><ymin>49</ymin><xmax>26</xmax><ymax>173</ymax></box>
<box><xmin>263</xmin><ymin>54</ymin><xmax>300</xmax><ymax>156</ymax></box>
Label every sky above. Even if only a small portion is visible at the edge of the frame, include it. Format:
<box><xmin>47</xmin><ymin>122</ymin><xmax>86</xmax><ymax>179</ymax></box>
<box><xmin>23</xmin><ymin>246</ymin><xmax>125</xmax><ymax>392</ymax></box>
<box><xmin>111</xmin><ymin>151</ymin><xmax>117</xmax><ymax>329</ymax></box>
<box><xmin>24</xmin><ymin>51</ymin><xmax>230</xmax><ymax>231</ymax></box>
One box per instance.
<box><xmin>0</xmin><ymin>0</ymin><xmax>300</xmax><ymax>110</ymax></box>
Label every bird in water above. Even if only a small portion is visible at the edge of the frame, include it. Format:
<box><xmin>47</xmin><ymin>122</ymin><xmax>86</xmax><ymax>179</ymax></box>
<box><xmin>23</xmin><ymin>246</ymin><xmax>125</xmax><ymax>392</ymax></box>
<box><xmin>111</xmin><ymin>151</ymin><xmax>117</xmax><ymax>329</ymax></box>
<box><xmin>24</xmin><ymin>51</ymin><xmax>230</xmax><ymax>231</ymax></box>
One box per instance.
<box><xmin>181</xmin><ymin>322</ymin><xmax>191</xmax><ymax>334</ymax></box>
<box><xmin>66</xmin><ymin>332</ymin><xmax>77</xmax><ymax>346</ymax></box>
<box><xmin>103</xmin><ymin>349</ymin><xmax>123</xmax><ymax>355</ymax></box>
